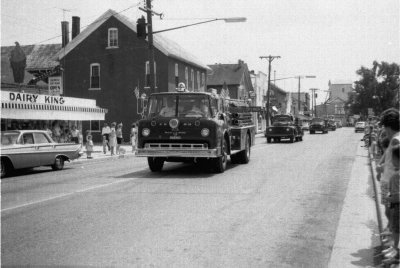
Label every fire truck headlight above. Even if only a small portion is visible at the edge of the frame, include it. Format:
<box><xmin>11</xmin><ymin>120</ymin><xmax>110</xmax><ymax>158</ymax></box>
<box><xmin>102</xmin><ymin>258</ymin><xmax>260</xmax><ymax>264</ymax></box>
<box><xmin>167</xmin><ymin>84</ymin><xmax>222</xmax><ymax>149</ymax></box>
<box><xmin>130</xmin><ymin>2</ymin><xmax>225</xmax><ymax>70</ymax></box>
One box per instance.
<box><xmin>201</xmin><ymin>128</ymin><xmax>210</xmax><ymax>137</ymax></box>
<box><xmin>268</xmin><ymin>128</ymin><xmax>272</xmax><ymax>132</ymax></box>
<box><xmin>142</xmin><ymin>128</ymin><xmax>150</xmax><ymax>137</ymax></box>
<box><xmin>286</xmin><ymin>128</ymin><xmax>290</xmax><ymax>132</ymax></box>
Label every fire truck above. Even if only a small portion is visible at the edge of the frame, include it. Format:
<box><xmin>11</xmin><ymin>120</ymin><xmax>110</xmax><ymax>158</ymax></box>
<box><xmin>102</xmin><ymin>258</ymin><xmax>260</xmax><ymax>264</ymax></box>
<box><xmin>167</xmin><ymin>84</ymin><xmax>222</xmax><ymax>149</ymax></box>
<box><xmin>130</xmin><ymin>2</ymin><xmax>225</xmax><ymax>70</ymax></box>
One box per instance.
<box><xmin>136</xmin><ymin>87</ymin><xmax>256</xmax><ymax>173</ymax></box>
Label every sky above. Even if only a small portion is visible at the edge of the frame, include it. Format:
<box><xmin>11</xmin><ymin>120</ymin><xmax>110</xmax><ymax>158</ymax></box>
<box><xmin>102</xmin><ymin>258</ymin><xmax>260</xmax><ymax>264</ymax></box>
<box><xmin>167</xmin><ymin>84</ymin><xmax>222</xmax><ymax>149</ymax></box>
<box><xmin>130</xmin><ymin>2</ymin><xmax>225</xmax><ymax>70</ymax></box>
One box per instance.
<box><xmin>1</xmin><ymin>0</ymin><xmax>399</xmax><ymax>103</ymax></box>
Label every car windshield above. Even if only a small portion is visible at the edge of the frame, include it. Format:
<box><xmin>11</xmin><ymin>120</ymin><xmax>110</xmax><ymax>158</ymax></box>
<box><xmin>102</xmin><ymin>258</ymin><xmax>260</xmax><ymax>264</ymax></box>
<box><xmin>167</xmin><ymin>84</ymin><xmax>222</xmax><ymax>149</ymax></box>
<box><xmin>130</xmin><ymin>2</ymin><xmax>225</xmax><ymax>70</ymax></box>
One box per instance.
<box><xmin>147</xmin><ymin>94</ymin><xmax>211</xmax><ymax>118</ymax></box>
<box><xmin>1</xmin><ymin>132</ymin><xmax>20</xmax><ymax>146</ymax></box>
<box><xmin>311</xmin><ymin>118</ymin><xmax>324</xmax><ymax>123</ymax></box>
<box><xmin>356</xmin><ymin>122</ymin><xmax>365</xmax><ymax>126</ymax></box>
<box><xmin>272</xmin><ymin>117</ymin><xmax>292</xmax><ymax>126</ymax></box>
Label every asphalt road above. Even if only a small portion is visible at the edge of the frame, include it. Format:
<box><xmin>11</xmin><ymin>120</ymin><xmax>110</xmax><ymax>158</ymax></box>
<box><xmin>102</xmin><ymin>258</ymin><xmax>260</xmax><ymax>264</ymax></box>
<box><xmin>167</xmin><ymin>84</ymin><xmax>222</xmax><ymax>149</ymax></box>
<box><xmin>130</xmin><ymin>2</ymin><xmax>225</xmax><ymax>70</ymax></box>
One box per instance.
<box><xmin>1</xmin><ymin>128</ymin><xmax>362</xmax><ymax>267</ymax></box>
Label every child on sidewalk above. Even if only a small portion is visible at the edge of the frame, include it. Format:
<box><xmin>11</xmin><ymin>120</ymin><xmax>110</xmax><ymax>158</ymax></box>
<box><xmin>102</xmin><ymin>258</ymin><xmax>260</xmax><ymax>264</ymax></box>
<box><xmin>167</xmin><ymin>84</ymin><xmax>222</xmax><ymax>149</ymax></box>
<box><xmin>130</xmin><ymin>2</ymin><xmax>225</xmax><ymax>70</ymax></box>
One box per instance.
<box><xmin>86</xmin><ymin>131</ymin><xmax>94</xmax><ymax>159</ymax></box>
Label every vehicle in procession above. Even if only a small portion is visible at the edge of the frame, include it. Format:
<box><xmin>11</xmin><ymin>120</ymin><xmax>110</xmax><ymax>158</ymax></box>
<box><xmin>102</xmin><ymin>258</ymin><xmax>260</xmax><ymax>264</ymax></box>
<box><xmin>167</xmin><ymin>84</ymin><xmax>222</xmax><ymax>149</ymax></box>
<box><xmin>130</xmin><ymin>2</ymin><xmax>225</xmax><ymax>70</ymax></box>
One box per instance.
<box><xmin>327</xmin><ymin>119</ymin><xmax>337</xmax><ymax>131</ymax></box>
<box><xmin>1</xmin><ymin>130</ymin><xmax>82</xmax><ymax>177</ymax></box>
<box><xmin>136</xmin><ymin>88</ymin><xmax>255</xmax><ymax>173</ymax></box>
<box><xmin>354</xmin><ymin>121</ymin><xmax>366</xmax><ymax>133</ymax></box>
<box><xmin>135</xmin><ymin>86</ymin><xmax>256</xmax><ymax>173</ymax></box>
<box><xmin>309</xmin><ymin>117</ymin><xmax>329</xmax><ymax>134</ymax></box>
<box><xmin>264</xmin><ymin>114</ymin><xmax>304</xmax><ymax>143</ymax></box>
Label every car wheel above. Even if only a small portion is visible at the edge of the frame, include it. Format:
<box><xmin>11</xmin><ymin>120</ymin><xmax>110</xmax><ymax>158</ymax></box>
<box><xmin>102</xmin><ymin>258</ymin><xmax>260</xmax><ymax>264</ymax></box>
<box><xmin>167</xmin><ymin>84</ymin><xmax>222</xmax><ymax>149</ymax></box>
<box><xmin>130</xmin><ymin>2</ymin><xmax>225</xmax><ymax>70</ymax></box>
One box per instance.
<box><xmin>52</xmin><ymin>156</ymin><xmax>65</xmax><ymax>171</ymax></box>
<box><xmin>147</xmin><ymin>157</ymin><xmax>164</xmax><ymax>172</ymax></box>
<box><xmin>213</xmin><ymin>138</ymin><xmax>228</xmax><ymax>173</ymax></box>
<box><xmin>1</xmin><ymin>158</ymin><xmax>12</xmax><ymax>178</ymax></box>
<box><xmin>290</xmin><ymin>136</ymin><xmax>294</xmax><ymax>143</ymax></box>
<box><xmin>237</xmin><ymin>133</ymin><xmax>250</xmax><ymax>164</ymax></box>
<box><xmin>310</xmin><ymin>131</ymin><xmax>314</xmax><ymax>134</ymax></box>
<box><xmin>299</xmin><ymin>136</ymin><xmax>303</xmax><ymax>141</ymax></box>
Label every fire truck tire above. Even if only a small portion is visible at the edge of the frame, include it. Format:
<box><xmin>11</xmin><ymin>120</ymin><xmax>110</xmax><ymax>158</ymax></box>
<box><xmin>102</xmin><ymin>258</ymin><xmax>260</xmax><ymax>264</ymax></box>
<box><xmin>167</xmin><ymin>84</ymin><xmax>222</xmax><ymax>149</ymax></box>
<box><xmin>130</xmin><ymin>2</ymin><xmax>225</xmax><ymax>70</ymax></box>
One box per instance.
<box><xmin>147</xmin><ymin>157</ymin><xmax>164</xmax><ymax>172</ymax></box>
<box><xmin>230</xmin><ymin>153</ymin><xmax>239</xmax><ymax>164</ymax></box>
<box><xmin>289</xmin><ymin>136</ymin><xmax>295</xmax><ymax>143</ymax></box>
<box><xmin>237</xmin><ymin>133</ymin><xmax>251</xmax><ymax>164</ymax></box>
<box><xmin>213</xmin><ymin>138</ymin><xmax>227</xmax><ymax>173</ymax></box>
<box><xmin>266</xmin><ymin>137</ymin><xmax>271</xmax><ymax>143</ymax></box>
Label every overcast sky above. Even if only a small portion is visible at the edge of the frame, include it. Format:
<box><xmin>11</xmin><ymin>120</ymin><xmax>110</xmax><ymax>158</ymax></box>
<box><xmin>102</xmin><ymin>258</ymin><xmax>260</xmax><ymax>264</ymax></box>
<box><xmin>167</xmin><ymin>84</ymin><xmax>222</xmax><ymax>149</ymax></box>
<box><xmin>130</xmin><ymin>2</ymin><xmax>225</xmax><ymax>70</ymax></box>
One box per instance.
<box><xmin>2</xmin><ymin>0</ymin><xmax>399</xmax><ymax>103</ymax></box>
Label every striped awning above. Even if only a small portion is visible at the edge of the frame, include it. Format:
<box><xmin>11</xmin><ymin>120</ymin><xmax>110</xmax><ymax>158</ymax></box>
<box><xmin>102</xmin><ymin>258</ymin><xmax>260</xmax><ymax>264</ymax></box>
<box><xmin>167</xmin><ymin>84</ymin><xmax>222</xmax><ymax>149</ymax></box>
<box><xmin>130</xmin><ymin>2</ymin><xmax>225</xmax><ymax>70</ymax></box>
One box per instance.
<box><xmin>1</xmin><ymin>102</ymin><xmax>107</xmax><ymax>121</ymax></box>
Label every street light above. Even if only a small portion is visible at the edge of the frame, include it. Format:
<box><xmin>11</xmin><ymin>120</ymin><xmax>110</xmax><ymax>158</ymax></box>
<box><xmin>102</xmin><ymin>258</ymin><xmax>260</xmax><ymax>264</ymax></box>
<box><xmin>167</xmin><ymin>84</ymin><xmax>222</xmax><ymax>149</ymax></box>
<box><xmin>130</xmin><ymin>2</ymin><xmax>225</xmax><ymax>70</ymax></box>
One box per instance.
<box><xmin>141</xmin><ymin>1</ymin><xmax>246</xmax><ymax>94</ymax></box>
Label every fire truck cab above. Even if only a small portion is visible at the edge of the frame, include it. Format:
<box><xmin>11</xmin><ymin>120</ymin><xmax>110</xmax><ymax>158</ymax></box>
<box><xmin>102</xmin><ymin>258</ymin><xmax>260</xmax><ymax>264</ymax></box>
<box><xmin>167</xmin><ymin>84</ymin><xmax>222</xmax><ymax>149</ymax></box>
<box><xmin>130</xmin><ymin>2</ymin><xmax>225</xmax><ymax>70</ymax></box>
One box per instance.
<box><xmin>136</xmin><ymin>88</ymin><xmax>256</xmax><ymax>173</ymax></box>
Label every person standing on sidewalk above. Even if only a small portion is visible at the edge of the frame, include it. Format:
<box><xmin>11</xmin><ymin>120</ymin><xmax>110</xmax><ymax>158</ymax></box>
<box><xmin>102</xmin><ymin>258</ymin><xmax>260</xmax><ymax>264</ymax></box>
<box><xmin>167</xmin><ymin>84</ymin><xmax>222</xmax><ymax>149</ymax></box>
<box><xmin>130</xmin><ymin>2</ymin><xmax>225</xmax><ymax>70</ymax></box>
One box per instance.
<box><xmin>101</xmin><ymin>123</ymin><xmax>111</xmax><ymax>152</ymax></box>
<box><xmin>116</xmin><ymin>123</ymin><xmax>123</xmax><ymax>155</ymax></box>
<box><xmin>85</xmin><ymin>131</ymin><xmax>94</xmax><ymax>159</ymax></box>
<box><xmin>70</xmin><ymin>125</ymin><xmax>80</xmax><ymax>144</ymax></box>
<box><xmin>130</xmin><ymin>123</ymin><xmax>137</xmax><ymax>153</ymax></box>
<box><xmin>109</xmin><ymin>122</ymin><xmax>117</xmax><ymax>156</ymax></box>
<box><xmin>376</xmin><ymin>108</ymin><xmax>400</xmax><ymax>234</ymax></box>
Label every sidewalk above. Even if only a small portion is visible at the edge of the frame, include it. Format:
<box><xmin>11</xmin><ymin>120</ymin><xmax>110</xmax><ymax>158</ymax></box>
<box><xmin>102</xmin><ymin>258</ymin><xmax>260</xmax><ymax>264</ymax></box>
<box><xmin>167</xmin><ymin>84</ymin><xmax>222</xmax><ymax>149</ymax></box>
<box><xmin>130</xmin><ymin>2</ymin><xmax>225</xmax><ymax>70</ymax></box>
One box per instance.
<box><xmin>70</xmin><ymin>143</ymin><xmax>136</xmax><ymax>165</ymax></box>
<box><xmin>328</xmin><ymin>142</ymin><xmax>383</xmax><ymax>268</ymax></box>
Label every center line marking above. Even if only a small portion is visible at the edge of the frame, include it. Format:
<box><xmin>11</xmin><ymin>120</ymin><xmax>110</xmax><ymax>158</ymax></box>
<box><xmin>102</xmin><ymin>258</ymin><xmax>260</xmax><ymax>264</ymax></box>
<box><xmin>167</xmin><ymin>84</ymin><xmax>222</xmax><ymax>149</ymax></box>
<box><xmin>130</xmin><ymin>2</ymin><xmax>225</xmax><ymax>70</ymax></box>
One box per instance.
<box><xmin>1</xmin><ymin>178</ymin><xmax>135</xmax><ymax>213</ymax></box>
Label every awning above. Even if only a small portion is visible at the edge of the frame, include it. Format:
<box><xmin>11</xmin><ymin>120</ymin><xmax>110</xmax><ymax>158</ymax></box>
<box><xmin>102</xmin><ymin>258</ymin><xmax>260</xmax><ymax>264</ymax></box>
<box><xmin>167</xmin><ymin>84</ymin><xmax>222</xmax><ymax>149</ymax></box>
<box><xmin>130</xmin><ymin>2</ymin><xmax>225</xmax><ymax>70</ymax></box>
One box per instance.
<box><xmin>1</xmin><ymin>90</ymin><xmax>107</xmax><ymax>121</ymax></box>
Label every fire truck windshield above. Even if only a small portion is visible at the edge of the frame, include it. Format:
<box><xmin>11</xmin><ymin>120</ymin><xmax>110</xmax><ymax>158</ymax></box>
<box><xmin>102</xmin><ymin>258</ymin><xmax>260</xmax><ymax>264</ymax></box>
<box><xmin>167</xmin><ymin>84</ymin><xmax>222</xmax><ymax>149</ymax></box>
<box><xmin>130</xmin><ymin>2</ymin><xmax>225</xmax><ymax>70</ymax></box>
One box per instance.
<box><xmin>147</xmin><ymin>94</ymin><xmax>211</xmax><ymax>118</ymax></box>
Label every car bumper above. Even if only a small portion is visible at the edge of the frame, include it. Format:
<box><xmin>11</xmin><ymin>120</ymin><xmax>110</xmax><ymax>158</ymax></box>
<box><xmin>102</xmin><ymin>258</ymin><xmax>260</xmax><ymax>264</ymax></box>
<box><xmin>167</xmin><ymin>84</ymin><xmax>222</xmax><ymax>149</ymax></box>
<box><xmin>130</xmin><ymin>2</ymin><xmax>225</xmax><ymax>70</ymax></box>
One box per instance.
<box><xmin>136</xmin><ymin>148</ymin><xmax>220</xmax><ymax>158</ymax></box>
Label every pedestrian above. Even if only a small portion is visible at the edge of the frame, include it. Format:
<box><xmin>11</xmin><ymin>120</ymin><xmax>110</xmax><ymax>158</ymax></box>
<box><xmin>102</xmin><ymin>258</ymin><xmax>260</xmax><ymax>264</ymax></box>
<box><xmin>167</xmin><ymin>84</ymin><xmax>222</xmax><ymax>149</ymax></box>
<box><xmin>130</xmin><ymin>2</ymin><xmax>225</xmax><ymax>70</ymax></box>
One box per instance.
<box><xmin>376</xmin><ymin>108</ymin><xmax>400</xmax><ymax>236</ymax></box>
<box><xmin>85</xmin><ymin>131</ymin><xmax>94</xmax><ymax>159</ymax></box>
<box><xmin>382</xmin><ymin>144</ymin><xmax>400</xmax><ymax>265</ymax></box>
<box><xmin>109</xmin><ymin>122</ymin><xmax>117</xmax><ymax>156</ymax></box>
<box><xmin>116</xmin><ymin>123</ymin><xmax>123</xmax><ymax>154</ymax></box>
<box><xmin>70</xmin><ymin>125</ymin><xmax>80</xmax><ymax>144</ymax></box>
<box><xmin>130</xmin><ymin>123</ymin><xmax>137</xmax><ymax>153</ymax></box>
<box><xmin>52</xmin><ymin>121</ymin><xmax>61</xmax><ymax>143</ymax></box>
<box><xmin>101</xmin><ymin>123</ymin><xmax>111</xmax><ymax>151</ymax></box>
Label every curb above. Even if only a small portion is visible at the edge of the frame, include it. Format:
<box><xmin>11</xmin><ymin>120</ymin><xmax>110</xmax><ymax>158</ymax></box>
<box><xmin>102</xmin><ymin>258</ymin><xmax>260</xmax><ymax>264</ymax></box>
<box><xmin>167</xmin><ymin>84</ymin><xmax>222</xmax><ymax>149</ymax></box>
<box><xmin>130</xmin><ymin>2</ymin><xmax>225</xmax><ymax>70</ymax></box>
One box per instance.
<box><xmin>68</xmin><ymin>152</ymin><xmax>137</xmax><ymax>166</ymax></box>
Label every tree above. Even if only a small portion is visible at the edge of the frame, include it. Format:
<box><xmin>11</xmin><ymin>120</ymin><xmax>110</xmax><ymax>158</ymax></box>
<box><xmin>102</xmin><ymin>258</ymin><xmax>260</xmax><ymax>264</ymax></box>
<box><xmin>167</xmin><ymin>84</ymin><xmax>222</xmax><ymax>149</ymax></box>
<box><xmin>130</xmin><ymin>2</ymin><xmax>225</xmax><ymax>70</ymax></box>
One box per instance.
<box><xmin>347</xmin><ymin>61</ymin><xmax>399</xmax><ymax>118</ymax></box>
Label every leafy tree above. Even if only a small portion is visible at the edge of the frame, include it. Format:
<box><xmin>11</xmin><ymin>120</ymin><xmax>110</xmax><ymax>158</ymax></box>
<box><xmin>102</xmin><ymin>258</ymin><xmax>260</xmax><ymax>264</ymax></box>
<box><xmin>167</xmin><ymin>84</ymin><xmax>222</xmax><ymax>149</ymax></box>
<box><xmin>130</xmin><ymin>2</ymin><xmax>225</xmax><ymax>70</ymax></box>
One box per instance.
<box><xmin>346</xmin><ymin>61</ymin><xmax>399</xmax><ymax>118</ymax></box>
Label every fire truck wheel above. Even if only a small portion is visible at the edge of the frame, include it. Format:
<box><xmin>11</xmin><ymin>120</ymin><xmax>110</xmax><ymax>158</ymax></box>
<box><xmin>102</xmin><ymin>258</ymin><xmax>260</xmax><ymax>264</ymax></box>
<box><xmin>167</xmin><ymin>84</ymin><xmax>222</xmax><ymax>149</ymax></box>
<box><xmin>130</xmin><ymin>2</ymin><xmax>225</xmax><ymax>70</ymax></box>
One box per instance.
<box><xmin>147</xmin><ymin>157</ymin><xmax>164</xmax><ymax>172</ymax></box>
<box><xmin>213</xmin><ymin>138</ymin><xmax>227</xmax><ymax>173</ymax></box>
<box><xmin>289</xmin><ymin>136</ymin><xmax>295</xmax><ymax>143</ymax></box>
<box><xmin>230</xmin><ymin>153</ymin><xmax>239</xmax><ymax>164</ymax></box>
<box><xmin>237</xmin><ymin>133</ymin><xmax>250</xmax><ymax>164</ymax></box>
<box><xmin>266</xmin><ymin>137</ymin><xmax>271</xmax><ymax>143</ymax></box>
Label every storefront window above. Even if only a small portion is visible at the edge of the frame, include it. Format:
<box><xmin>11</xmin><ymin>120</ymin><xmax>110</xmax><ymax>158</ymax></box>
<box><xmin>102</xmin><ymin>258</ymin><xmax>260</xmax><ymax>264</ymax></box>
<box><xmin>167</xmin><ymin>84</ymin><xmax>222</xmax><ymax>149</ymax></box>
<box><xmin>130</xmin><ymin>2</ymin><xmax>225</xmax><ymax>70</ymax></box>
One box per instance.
<box><xmin>90</xmin><ymin>120</ymin><xmax>101</xmax><ymax>132</ymax></box>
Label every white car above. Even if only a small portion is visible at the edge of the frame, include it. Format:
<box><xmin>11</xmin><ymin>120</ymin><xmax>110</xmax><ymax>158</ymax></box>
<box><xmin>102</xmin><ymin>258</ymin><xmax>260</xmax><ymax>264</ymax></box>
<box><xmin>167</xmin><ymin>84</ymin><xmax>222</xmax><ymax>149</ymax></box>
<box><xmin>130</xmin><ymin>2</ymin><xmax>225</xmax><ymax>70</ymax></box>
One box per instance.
<box><xmin>355</xmin><ymin>121</ymin><xmax>366</xmax><ymax>133</ymax></box>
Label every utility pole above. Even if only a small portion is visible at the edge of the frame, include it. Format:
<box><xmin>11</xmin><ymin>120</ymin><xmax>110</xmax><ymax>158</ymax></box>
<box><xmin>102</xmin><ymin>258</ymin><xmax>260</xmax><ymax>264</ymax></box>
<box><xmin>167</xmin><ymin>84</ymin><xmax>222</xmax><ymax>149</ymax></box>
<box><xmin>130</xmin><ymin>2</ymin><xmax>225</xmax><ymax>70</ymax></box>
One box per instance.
<box><xmin>260</xmin><ymin>55</ymin><xmax>280</xmax><ymax>126</ymax></box>
<box><xmin>310</xmin><ymin>88</ymin><xmax>319</xmax><ymax>117</ymax></box>
<box><xmin>146</xmin><ymin>0</ymin><xmax>156</xmax><ymax>93</ymax></box>
<box><xmin>297</xmin><ymin>76</ymin><xmax>301</xmax><ymax>116</ymax></box>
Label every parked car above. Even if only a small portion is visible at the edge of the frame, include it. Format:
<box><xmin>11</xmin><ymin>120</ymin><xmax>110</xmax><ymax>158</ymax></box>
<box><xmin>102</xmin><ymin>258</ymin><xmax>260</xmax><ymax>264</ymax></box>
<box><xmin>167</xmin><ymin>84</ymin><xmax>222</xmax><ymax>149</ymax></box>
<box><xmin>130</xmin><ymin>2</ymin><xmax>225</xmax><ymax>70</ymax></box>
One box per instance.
<box><xmin>309</xmin><ymin>117</ymin><xmax>329</xmax><ymax>134</ymax></box>
<box><xmin>335</xmin><ymin>120</ymin><xmax>343</xmax><ymax>128</ymax></box>
<box><xmin>1</xmin><ymin>130</ymin><xmax>82</xmax><ymax>177</ymax></box>
<box><xmin>301</xmin><ymin>121</ymin><xmax>310</xmax><ymax>131</ymax></box>
<box><xmin>265</xmin><ymin>114</ymin><xmax>303</xmax><ymax>143</ymax></box>
<box><xmin>355</xmin><ymin>121</ymin><xmax>366</xmax><ymax>133</ymax></box>
<box><xmin>327</xmin><ymin>120</ymin><xmax>337</xmax><ymax>131</ymax></box>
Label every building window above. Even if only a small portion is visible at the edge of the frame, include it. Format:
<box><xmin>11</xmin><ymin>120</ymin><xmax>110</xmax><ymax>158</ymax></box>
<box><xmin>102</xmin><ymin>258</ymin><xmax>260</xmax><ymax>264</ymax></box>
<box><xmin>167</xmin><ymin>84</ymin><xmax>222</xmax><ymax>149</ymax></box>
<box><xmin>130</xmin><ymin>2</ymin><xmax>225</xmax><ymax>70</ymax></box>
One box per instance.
<box><xmin>342</xmin><ymin>88</ymin><xmax>345</xmax><ymax>93</ymax></box>
<box><xmin>90</xmin><ymin>63</ymin><xmax>100</xmax><ymax>89</ymax></box>
<box><xmin>145</xmin><ymin>61</ymin><xmax>157</xmax><ymax>88</ymax></box>
<box><xmin>191</xmin><ymin>69</ymin><xmax>194</xmax><ymax>91</ymax></box>
<box><xmin>185</xmin><ymin>67</ymin><xmax>188</xmax><ymax>89</ymax></box>
<box><xmin>90</xmin><ymin>120</ymin><xmax>101</xmax><ymax>132</ymax></box>
<box><xmin>175</xmin><ymin>63</ymin><xmax>179</xmax><ymax>88</ymax></box>
<box><xmin>197</xmin><ymin>71</ymin><xmax>200</xmax><ymax>91</ymax></box>
<box><xmin>107</xmin><ymin>28</ymin><xmax>118</xmax><ymax>48</ymax></box>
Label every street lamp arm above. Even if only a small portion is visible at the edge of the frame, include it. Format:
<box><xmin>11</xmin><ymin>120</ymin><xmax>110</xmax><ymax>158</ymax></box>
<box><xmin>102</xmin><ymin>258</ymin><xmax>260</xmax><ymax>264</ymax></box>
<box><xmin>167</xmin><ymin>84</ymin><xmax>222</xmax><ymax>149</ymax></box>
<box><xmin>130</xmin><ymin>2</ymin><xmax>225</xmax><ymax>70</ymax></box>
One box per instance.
<box><xmin>152</xmin><ymin>17</ymin><xmax>246</xmax><ymax>34</ymax></box>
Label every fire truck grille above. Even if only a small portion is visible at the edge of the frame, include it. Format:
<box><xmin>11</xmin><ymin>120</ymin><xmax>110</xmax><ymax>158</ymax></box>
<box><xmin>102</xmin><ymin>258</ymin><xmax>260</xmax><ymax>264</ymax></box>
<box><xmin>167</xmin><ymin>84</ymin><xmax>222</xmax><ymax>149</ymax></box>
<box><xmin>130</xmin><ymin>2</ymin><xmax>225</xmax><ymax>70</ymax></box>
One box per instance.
<box><xmin>144</xmin><ymin>143</ymin><xmax>208</xmax><ymax>149</ymax></box>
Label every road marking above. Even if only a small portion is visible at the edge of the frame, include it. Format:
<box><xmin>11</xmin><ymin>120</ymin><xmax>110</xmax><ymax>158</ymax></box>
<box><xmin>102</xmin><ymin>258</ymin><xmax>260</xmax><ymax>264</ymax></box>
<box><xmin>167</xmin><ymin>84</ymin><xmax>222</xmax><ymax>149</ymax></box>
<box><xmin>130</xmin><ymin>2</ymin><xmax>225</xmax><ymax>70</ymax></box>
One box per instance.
<box><xmin>1</xmin><ymin>178</ymin><xmax>135</xmax><ymax>213</ymax></box>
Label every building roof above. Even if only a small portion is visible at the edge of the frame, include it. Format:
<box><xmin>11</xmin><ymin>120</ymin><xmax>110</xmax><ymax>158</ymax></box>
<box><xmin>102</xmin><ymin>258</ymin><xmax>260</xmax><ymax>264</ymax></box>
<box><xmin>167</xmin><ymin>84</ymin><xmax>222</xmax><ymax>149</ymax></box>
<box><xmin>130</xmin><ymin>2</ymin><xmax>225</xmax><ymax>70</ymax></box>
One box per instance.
<box><xmin>55</xmin><ymin>9</ymin><xmax>210</xmax><ymax>70</ymax></box>
<box><xmin>207</xmin><ymin>63</ymin><xmax>247</xmax><ymax>85</ymax></box>
<box><xmin>1</xmin><ymin>44</ymin><xmax>61</xmax><ymax>84</ymax></box>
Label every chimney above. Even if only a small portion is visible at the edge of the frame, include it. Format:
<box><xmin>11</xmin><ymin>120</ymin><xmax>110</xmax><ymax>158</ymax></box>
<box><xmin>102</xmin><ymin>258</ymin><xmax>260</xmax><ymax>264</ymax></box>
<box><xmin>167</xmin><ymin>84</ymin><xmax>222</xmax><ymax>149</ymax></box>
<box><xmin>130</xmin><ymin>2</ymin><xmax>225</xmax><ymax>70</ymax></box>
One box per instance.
<box><xmin>61</xmin><ymin>21</ymin><xmax>69</xmax><ymax>47</ymax></box>
<box><xmin>72</xmin><ymin>16</ymin><xmax>80</xmax><ymax>39</ymax></box>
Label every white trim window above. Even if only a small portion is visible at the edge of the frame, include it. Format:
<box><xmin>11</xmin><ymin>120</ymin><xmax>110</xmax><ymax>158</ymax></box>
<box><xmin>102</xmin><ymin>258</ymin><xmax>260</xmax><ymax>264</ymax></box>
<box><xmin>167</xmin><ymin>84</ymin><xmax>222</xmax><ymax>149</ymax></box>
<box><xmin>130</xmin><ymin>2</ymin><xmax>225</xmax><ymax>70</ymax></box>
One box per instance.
<box><xmin>201</xmin><ymin>73</ymin><xmax>205</xmax><ymax>91</ymax></box>
<box><xmin>145</xmin><ymin>61</ymin><xmax>157</xmax><ymax>88</ymax></box>
<box><xmin>107</xmin><ymin>28</ymin><xmax>118</xmax><ymax>48</ymax></box>
<box><xmin>197</xmin><ymin>71</ymin><xmax>200</xmax><ymax>91</ymax></box>
<box><xmin>90</xmin><ymin>63</ymin><xmax>100</xmax><ymax>89</ymax></box>
<box><xmin>185</xmin><ymin>67</ymin><xmax>188</xmax><ymax>89</ymax></box>
<box><xmin>191</xmin><ymin>69</ymin><xmax>194</xmax><ymax>92</ymax></box>
<box><xmin>175</xmin><ymin>63</ymin><xmax>179</xmax><ymax>88</ymax></box>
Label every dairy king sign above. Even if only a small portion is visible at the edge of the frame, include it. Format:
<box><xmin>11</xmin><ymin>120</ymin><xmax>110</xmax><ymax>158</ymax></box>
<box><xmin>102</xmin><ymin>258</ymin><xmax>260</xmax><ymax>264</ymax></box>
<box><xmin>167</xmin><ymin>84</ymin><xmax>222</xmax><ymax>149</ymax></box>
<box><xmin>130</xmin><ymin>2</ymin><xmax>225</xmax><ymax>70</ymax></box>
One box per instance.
<box><xmin>48</xmin><ymin>77</ymin><xmax>63</xmax><ymax>95</ymax></box>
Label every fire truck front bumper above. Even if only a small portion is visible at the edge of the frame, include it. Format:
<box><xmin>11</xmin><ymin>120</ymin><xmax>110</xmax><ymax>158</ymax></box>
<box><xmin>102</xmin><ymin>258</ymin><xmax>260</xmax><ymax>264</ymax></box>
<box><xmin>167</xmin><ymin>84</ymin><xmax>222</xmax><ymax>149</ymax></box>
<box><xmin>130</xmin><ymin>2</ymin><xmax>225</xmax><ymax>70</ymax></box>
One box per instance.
<box><xmin>136</xmin><ymin>143</ymin><xmax>220</xmax><ymax>158</ymax></box>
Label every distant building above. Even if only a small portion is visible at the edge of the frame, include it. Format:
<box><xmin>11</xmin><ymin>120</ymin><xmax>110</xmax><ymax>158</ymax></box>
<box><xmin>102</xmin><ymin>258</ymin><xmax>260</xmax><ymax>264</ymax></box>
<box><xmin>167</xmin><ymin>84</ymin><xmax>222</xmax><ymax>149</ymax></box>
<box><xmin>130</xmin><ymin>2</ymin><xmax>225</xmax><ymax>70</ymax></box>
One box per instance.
<box><xmin>315</xmin><ymin>80</ymin><xmax>353</xmax><ymax>124</ymax></box>
<box><xmin>291</xmin><ymin>92</ymin><xmax>311</xmax><ymax>117</ymax></box>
